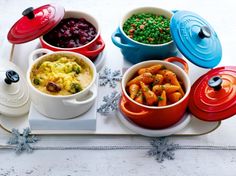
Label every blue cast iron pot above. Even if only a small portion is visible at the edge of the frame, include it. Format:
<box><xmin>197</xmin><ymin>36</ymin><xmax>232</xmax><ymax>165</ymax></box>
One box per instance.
<box><xmin>111</xmin><ymin>7</ymin><xmax>178</xmax><ymax>64</ymax></box>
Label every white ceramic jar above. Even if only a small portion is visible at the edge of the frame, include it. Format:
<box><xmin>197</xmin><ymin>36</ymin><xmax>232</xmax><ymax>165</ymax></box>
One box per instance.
<box><xmin>27</xmin><ymin>49</ymin><xmax>97</xmax><ymax>119</ymax></box>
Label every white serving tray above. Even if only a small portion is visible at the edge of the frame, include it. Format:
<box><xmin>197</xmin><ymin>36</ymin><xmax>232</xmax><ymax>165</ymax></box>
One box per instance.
<box><xmin>0</xmin><ymin>109</ymin><xmax>220</xmax><ymax>136</ymax></box>
<box><xmin>0</xmin><ymin>40</ymin><xmax>221</xmax><ymax>136</ymax></box>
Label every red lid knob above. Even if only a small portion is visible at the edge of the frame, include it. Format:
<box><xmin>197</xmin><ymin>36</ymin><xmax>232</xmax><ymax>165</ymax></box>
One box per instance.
<box><xmin>22</xmin><ymin>7</ymin><xmax>35</xmax><ymax>19</ymax></box>
<box><xmin>208</xmin><ymin>76</ymin><xmax>222</xmax><ymax>91</ymax></box>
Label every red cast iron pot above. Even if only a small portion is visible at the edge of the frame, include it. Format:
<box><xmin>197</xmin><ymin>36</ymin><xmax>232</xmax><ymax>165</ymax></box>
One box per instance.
<box><xmin>40</xmin><ymin>11</ymin><xmax>105</xmax><ymax>60</ymax></box>
<box><xmin>7</xmin><ymin>4</ymin><xmax>105</xmax><ymax>61</ymax></box>
<box><xmin>120</xmin><ymin>57</ymin><xmax>191</xmax><ymax>129</ymax></box>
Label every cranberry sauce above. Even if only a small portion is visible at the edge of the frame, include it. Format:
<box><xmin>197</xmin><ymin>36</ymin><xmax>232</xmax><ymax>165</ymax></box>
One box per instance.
<box><xmin>43</xmin><ymin>18</ymin><xmax>97</xmax><ymax>48</ymax></box>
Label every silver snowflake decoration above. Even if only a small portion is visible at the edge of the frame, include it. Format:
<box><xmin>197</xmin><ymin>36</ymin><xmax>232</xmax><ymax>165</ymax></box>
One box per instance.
<box><xmin>148</xmin><ymin>138</ymin><xmax>179</xmax><ymax>163</ymax></box>
<box><xmin>99</xmin><ymin>67</ymin><xmax>122</xmax><ymax>88</ymax></box>
<box><xmin>8</xmin><ymin>128</ymin><xmax>38</xmax><ymax>153</ymax></box>
<box><xmin>97</xmin><ymin>91</ymin><xmax>120</xmax><ymax>115</ymax></box>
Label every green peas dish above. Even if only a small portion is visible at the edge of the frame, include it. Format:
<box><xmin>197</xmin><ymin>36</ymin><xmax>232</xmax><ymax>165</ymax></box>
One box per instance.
<box><xmin>123</xmin><ymin>13</ymin><xmax>172</xmax><ymax>44</ymax></box>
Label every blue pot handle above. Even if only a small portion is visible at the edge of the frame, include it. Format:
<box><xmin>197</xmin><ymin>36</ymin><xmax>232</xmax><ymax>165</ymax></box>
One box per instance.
<box><xmin>172</xmin><ymin>10</ymin><xmax>179</xmax><ymax>14</ymax></box>
<box><xmin>111</xmin><ymin>28</ymin><xmax>137</xmax><ymax>50</ymax></box>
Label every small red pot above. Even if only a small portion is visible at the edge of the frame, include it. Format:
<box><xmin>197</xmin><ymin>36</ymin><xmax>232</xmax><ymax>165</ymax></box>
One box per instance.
<box><xmin>40</xmin><ymin>11</ymin><xmax>105</xmax><ymax>60</ymax></box>
<box><xmin>120</xmin><ymin>57</ymin><xmax>191</xmax><ymax>129</ymax></box>
<box><xmin>7</xmin><ymin>5</ymin><xmax>105</xmax><ymax>61</ymax></box>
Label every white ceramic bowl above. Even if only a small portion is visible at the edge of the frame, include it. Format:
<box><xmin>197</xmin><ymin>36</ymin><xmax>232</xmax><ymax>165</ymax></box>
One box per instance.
<box><xmin>27</xmin><ymin>48</ymin><xmax>97</xmax><ymax>119</ymax></box>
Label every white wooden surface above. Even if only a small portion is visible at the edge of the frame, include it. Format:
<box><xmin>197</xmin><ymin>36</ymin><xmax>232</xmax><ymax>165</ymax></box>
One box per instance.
<box><xmin>0</xmin><ymin>0</ymin><xmax>236</xmax><ymax>175</ymax></box>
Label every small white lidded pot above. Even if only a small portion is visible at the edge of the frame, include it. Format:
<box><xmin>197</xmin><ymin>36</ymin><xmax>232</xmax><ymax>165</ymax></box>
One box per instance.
<box><xmin>27</xmin><ymin>48</ymin><xmax>97</xmax><ymax>119</ymax></box>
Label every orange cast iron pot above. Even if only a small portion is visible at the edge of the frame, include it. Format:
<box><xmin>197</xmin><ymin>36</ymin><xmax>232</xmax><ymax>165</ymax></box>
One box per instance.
<box><xmin>119</xmin><ymin>57</ymin><xmax>191</xmax><ymax>129</ymax></box>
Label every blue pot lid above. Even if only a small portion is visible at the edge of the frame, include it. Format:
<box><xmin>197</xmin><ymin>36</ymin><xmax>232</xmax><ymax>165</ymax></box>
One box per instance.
<box><xmin>170</xmin><ymin>11</ymin><xmax>222</xmax><ymax>68</ymax></box>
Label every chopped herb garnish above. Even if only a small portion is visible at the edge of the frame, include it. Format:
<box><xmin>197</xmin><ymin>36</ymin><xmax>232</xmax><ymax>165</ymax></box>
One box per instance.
<box><xmin>161</xmin><ymin>65</ymin><xmax>166</xmax><ymax>70</ymax></box>
<box><xmin>158</xmin><ymin>96</ymin><xmax>164</xmax><ymax>101</ymax></box>
<box><xmin>33</xmin><ymin>78</ymin><xmax>40</xmax><ymax>85</ymax></box>
<box><xmin>70</xmin><ymin>83</ymin><xmax>82</xmax><ymax>94</ymax></box>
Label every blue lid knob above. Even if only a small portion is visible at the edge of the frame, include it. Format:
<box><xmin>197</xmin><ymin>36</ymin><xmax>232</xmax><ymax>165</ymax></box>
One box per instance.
<box><xmin>198</xmin><ymin>26</ymin><xmax>211</xmax><ymax>39</ymax></box>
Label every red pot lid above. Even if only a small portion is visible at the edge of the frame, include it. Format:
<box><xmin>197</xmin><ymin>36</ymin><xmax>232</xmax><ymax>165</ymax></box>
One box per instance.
<box><xmin>7</xmin><ymin>4</ymin><xmax>65</xmax><ymax>44</ymax></box>
<box><xmin>189</xmin><ymin>66</ymin><xmax>236</xmax><ymax>121</ymax></box>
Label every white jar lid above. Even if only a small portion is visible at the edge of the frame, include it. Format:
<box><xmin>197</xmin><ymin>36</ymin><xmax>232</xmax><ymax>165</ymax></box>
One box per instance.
<box><xmin>0</xmin><ymin>61</ymin><xmax>30</xmax><ymax>117</ymax></box>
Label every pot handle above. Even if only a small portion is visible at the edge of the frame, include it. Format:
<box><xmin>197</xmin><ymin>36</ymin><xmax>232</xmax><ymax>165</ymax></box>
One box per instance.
<box><xmin>62</xmin><ymin>85</ymin><xmax>97</xmax><ymax>106</ymax></box>
<box><xmin>111</xmin><ymin>28</ymin><xmax>137</xmax><ymax>50</ymax></box>
<box><xmin>120</xmin><ymin>97</ymin><xmax>149</xmax><ymax>117</ymax></box>
<box><xmin>81</xmin><ymin>35</ymin><xmax>105</xmax><ymax>57</ymax></box>
<box><xmin>171</xmin><ymin>10</ymin><xmax>179</xmax><ymax>14</ymax></box>
<box><xmin>28</xmin><ymin>48</ymin><xmax>53</xmax><ymax>66</ymax></box>
<box><xmin>164</xmin><ymin>57</ymin><xmax>189</xmax><ymax>74</ymax></box>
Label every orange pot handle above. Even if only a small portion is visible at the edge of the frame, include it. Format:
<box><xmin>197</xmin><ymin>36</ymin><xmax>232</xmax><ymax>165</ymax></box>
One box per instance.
<box><xmin>82</xmin><ymin>35</ymin><xmax>105</xmax><ymax>56</ymax></box>
<box><xmin>164</xmin><ymin>57</ymin><xmax>189</xmax><ymax>74</ymax></box>
<box><xmin>120</xmin><ymin>97</ymin><xmax>149</xmax><ymax>117</ymax></box>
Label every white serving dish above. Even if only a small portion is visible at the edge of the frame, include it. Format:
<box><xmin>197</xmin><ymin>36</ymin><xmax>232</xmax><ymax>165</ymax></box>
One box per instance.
<box><xmin>0</xmin><ymin>33</ymin><xmax>221</xmax><ymax>136</ymax></box>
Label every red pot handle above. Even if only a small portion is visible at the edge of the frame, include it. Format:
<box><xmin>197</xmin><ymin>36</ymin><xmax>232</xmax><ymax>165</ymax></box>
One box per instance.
<box><xmin>119</xmin><ymin>97</ymin><xmax>149</xmax><ymax>117</ymax></box>
<box><xmin>82</xmin><ymin>35</ymin><xmax>105</xmax><ymax>57</ymax></box>
<box><xmin>164</xmin><ymin>57</ymin><xmax>189</xmax><ymax>74</ymax></box>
